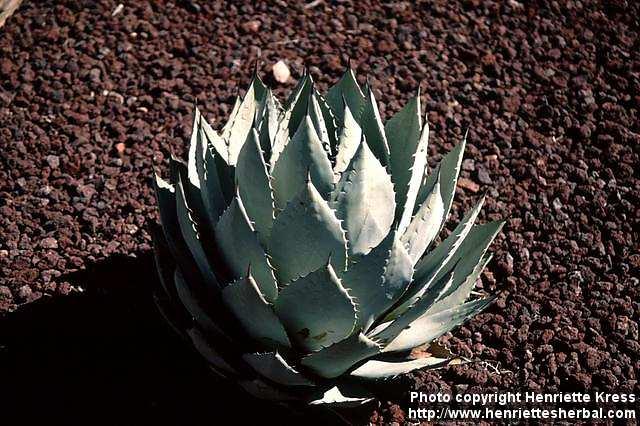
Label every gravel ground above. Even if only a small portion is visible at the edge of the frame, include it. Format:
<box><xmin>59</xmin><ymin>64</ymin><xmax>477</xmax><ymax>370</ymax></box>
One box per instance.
<box><xmin>0</xmin><ymin>0</ymin><xmax>638</xmax><ymax>424</ymax></box>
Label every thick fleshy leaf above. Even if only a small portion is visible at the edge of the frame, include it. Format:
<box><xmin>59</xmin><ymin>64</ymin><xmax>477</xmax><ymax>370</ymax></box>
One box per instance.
<box><xmin>309</xmin><ymin>385</ymin><xmax>374</xmax><ymax>407</ymax></box>
<box><xmin>431</xmin><ymin>253</ymin><xmax>493</xmax><ymax>314</ymax></box>
<box><xmin>397</xmin><ymin>112</ymin><xmax>429</xmax><ymax>235</ymax></box>
<box><xmin>214</xmin><ymin>196</ymin><xmax>277</xmax><ymax>301</ymax></box>
<box><xmin>227</xmin><ymin>78</ymin><xmax>265</xmax><ymax>165</ymax></box>
<box><xmin>271</xmin><ymin>116</ymin><xmax>334</xmax><ymax>208</ymax></box>
<box><xmin>265</xmin><ymin>89</ymin><xmax>283</xmax><ymax>136</ymax></box>
<box><xmin>269</xmin><ymin>180</ymin><xmax>347</xmax><ymax>283</ymax></box>
<box><xmin>350</xmin><ymin>357</ymin><xmax>449</xmax><ymax>379</ymax></box>
<box><xmin>186</xmin><ymin>327</ymin><xmax>239</xmax><ymax>376</ymax></box>
<box><xmin>331</xmin><ymin>139</ymin><xmax>395</xmax><ymax>256</ymax></box>
<box><xmin>199</xmin><ymin>109</ymin><xmax>228</xmax><ymax>162</ymax></box>
<box><xmin>175</xmin><ymin>176</ymin><xmax>218</xmax><ymax>288</ymax></box>
<box><xmin>286</xmin><ymin>74</ymin><xmax>314</xmax><ymax>138</ymax></box>
<box><xmin>235</xmin><ymin>128</ymin><xmax>275</xmax><ymax>243</ymax></box>
<box><xmin>430</xmin><ymin>220</ymin><xmax>504</xmax><ymax>297</ymax></box>
<box><xmin>388</xmin><ymin>197</ymin><xmax>485</xmax><ymax>319</ymax></box>
<box><xmin>415</xmin><ymin>196</ymin><xmax>485</xmax><ymax>279</ymax></box>
<box><xmin>269</xmin><ymin>73</ymin><xmax>307</xmax><ymax>168</ymax></box>
<box><xmin>415</xmin><ymin>138</ymin><xmax>466</xmax><ymax>228</ymax></box>
<box><xmin>325</xmin><ymin>68</ymin><xmax>366</xmax><ymax>125</ymax></box>
<box><xmin>308</xmin><ymin>89</ymin><xmax>333</xmax><ymax>157</ymax></box>
<box><xmin>257</xmin><ymin>89</ymin><xmax>282</xmax><ymax>162</ymax></box>
<box><xmin>401</xmin><ymin>174</ymin><xmax>444</xmax><ymax>264</ymax></box>
<box><xmin>269</xmin><ymin>115</ymin><xmax>290</xmax><ymax>168</ymax></box>
<box><xmin>333</xmin><ymin>102</ymin><xmax>363</xmax><ymax>178</ymax></box>
<box><xmin>198</xmin><ymin>129</ymin><xmax>227</xmax><ymax>228</ymax></box>
<box><xmin>274</xmin><ymin>264</ymin><xmax>356</xmax><ymax>352</ymax></box>
<box><xmin>221</xmin><ymin>274</ymin><xmax>291</xmax><ymax>349</ymax></box>
<box><xmin>211</xmin><ymin>148</ymin><xmax>235</xmax><ymax>204</ymax></box>
<box><xmin>301</xmin><ymin>332</ymin><xmax>381</xmax><ymax>379</ymax></box>
<box><xmin>253</xmin><ymin>83</ymin><xmax>269</xmax><ymax>124</ymax></box>
<box><xmin>385</xmin><ymin>95</ymin><xmax>428</xmax><ymax>234</ymax></box>
<box><xmin>243</xmin><ymin>352</ymin><xmax>314</xmax><ymax>386</ymax></box>
<box><xmin>373</xmin><ymin>270</ymin><xmax>455</xmax><ymax>346</ymax></box>
<box><xmin>188</xmin><ymin>108</ymin><xmax>203</xmax><ymax>189</ymax></box>
<box><xmin>251</xmin><ymin>72</ymin><xmax>268</xmax><ymax>103</ymax></box>
<box><xmin>185</xmin><ymin>111</ymin><xmax>210</xmax><ymax>226</ymax></box>
<box><xmin>283</xmin><ymin>68</ymin><xmax>308</xmax><ymax>108</ymax></box>
<box><xmin>153</xmin><ymin>174</ymin><xmax>183</xmax><ymax>260</ymax></box>
<box><xmin>169</xmin><ymin>152</ymin><xmax>188</xmax><ymax>179</ymax></box>
<box><xmin>382</xmin><ymin>297</ymin><xmax>495</xmax><ymax>353</ymax></box>
<box><xmin>174</xmin><ymin>270</ymin><xmax>230</xmax><ymax>341</ymax></box>
<box><xmin>315</xmin><ymin>91</ymin><xmax>339</xmax><ymax>153</ymax></box>
<box><xmin>360</xmin><ymin>87</ymin><xmax>390</xmax><ymax>166</ymax></box>
<box><xmin>257</xmin><ymin>115</ymin><xmax>273</xmax><ymax>163</ymax></box>
<box><xmin>221</xmin><ymin>95</ymin><xmax>241</xmax><ymax>139</ymax></box>
<box><xmin>341</xmin><ymin>231</ymin><xmax>414</xmax><ymax>332</ymax></box>
<box><xmin>155</xmin><ymin>170</ymin><xmax>207</xmax><ymax>288</ymax></box>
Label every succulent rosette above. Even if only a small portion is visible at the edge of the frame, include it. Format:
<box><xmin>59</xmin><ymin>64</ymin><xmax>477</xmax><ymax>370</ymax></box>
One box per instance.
<box><xmin>152</xmin><ymin>66</ymin><xmax>503</xmax><ymax>407</ymax></box>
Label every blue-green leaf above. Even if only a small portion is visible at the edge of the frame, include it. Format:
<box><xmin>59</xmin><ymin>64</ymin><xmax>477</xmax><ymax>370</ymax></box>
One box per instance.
<box><xmin>174</xmin><ymin>269</ymin><xmax>230</xmax><ymax>341</ymax></box>
<box><xmin>341</xmin><ymin>231</ymin><xmax>414</xmax><ymax>332</ymax></box>
<box><xmin>401</xmin><ymin>174</ymin><xmax>444</xmax><ymax>264</ymax></box>
<box><xmin>274</xmin><ymin>264</ymin><xmax>356</xmax><ymax>352</ymax></box>
<box><xmin>331</xmin><ymin>139</ymin><xmax>395</xmax><ymax>256</ymax></box>
<box><xmin>360</xmin><ymin>86</ymin><xmax>390</xmax><ymax>166</ymax></box>
<box><xmin>350</xmin><ymin>356</ymin><xmax>449</xmax><ymax>379</ymax></box>
<box><xmin>430</xmin><ymin>220</ymin><xmax>504</xmax><ymax>301</ymax></box>
<box><xmin>271</xmin><ymin>116</ymin><xmax>334</xmax><ymax>208</ymax></box>
<box><xmin>242</xmin><ymin>352</ymin><xmax>314</xmax><ymax>386</ymax></box>
<box><xmin>308</xmin><ymin>89</ymin><xmax>333</xmax><ymax>157</ymax></box>
<box><xmin>198</xmin><ymin>127</ymin><xmax>227</xmax><ymax>228</ymax></box>
<box><xmin>414</xmin><ymin>138</ymin><xmax>466</xmax><ymax>231</ymax></box>
<box><xmin>226</xmin><ymin>77</ymin><xmax>266</xmax><ymax>165</ymax></box>
<box><xmin>221</xmin><ymin>274</ymin><xmax>291</xmax><ymax>349</ymax></box>
<box><xmin>388</xmin><ymin>197</ymin><xmax>485</xmax><ymax>319</ymax></box>
<box><xmin>385</xmin><ymin>95</ymin><xmax>429</xmax><ymax>234</ymax></box>
<box><xmin>214</xmin><ymin>195</ymin><xmax>277</xmax><ymax>302</ymax></box>
<box><xmin>199</xmin><ymin>108</ymin><xmax>228</xmax><ymax>163</ymax></box>
<box><xmin>333</xmin><ymin>102</ymin><xmax>362</xmax><ymax>178</ymax></box>
<box><xmin>431</xmin><ymin>253</ymin><xmax>493</xmax><ymax>314</ymax></box>
<box><xmin>153</xmin><ymin>174</ymin><xmax>183</xmax><ymax>261</ymax></box>
<box><xmin>308</xmin><ymin>385</ymin><xmax>374</xmax><ymax>407</ymax></box>
<box><xmin>221</xmin><ymin>96</ymin><xmax>241</xmax><ymax>143</ymax></box>
<box><xmin>185</xmin><ymin>109</ymin><xmax>210</xmax><ymax>226</ymax></box>
<box><xmin>315</xmin><ymin>91</ymin><xmax>339</xmax><ymax>154</ymax></box>
<box><xmin>235</xmin><ymin>128</ymin><xmax>275</xmax><ymax>244</ymax></box>
<box><xmin>186</xmin><ymin>327</ymin><xmax>239</xmax><ymax>375</ymax></box>
<box><xmin>175</xmin><ymin>175</ymin><xmax>218</xmax><ymax>289</ymax></box>
<box><xmin>325</xmin><ymin>68</ymin><xmax>366</xmax><ymax>125</ymax></box>
<box><xmin>382</xmin><ymin>297</ymin><xmax>495</xmax><ymax>353</ymax></box>
<box><xmin>269</xmin><ymin>180</ymin><xmax>348</xmax><ymax>284</ymax></box>
<box><xmin>286</xmin><ymin>73</ymin><xmax>313</xmax><ymax>138</ymax></box>
<box><xmin>372</xmin><ymin>270</ymin><xmax>455</xmax><ymax>346</ymax></box>
<box><xmin>301</xmin><ymin>332</ymin><xmax>381</xmax><ymax>378</ymax></box>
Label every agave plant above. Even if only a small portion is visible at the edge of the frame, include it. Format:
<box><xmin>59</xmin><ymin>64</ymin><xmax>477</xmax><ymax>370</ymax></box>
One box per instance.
<box><xmin>152</xmin><ymin>66</ymin><xmax>503</xmax><ymax>407</ymax></box>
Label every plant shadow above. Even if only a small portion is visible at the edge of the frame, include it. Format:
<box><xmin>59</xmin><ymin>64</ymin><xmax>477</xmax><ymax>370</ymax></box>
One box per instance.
<box><xmin>0</xmin><ymin>252</ymin><xmax>353</xmax><ymax>425</ymax></box>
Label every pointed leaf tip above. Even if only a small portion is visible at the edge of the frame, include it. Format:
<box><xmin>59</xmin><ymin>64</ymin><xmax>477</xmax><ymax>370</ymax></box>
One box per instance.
<box><xmin>271</xmin><ymin>115</ymin><xmax>334</xmax><ymax>207</ymax></box>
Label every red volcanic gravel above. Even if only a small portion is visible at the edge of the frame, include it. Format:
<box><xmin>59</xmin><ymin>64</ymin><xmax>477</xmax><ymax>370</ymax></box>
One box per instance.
<box><xmin>0</xmin><ymin>0</ymin><xmax>638</xmax><ymax>424</ymax></box>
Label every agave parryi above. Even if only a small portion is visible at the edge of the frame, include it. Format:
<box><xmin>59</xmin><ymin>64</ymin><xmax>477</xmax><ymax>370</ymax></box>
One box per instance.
<box><xmin>152</xmin><ymin>66</ymin><xmax>503</xmax><ymax>407</ymax></box>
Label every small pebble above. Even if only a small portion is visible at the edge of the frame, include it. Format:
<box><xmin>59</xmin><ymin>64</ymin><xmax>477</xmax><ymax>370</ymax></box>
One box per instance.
<box><xmin>272</xmin><ymin>60</ymin><xmax>290</xmax><ymax>84</ymax></box>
